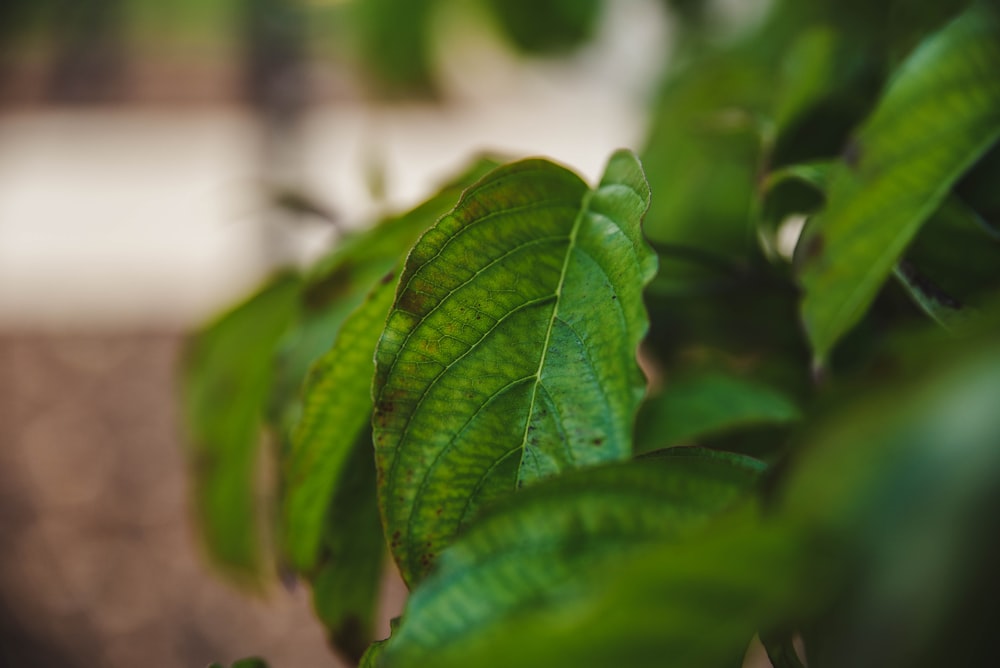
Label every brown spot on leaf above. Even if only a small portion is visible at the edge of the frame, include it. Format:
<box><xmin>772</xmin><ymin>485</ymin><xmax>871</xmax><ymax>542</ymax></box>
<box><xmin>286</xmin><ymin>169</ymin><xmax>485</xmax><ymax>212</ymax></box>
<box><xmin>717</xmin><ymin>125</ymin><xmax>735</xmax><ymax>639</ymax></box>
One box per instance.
<box><xmin>398</xmin><ymin>289</ymin><xmax>434</xmax><ymax>316</ymax></box>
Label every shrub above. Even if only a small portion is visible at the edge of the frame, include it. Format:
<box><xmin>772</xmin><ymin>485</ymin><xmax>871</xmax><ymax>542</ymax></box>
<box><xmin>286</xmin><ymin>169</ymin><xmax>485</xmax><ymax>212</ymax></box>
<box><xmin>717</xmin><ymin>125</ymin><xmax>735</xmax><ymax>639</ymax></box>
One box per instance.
<box><xmin>184</xmin><ymin>2</ymin><xmax>1000</xmax><ymax>666</ymax></box>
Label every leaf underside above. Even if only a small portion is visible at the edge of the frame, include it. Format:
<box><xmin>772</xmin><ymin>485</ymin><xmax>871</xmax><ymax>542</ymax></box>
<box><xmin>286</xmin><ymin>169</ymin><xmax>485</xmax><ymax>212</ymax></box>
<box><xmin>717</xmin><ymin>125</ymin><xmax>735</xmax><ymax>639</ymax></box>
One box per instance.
<box><xmin>372</xmin><ymin>150</ymin><xmax>657</xmax><ymax>586</ymax></box>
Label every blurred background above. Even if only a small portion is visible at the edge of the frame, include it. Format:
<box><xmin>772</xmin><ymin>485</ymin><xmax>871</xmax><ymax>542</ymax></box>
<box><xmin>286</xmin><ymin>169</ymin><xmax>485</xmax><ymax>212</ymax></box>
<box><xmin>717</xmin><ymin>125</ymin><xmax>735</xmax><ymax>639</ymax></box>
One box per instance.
<box><xmin>0</xmin><ymin>1</ymin><xmax>770</xmax><ymax>666</ymax></box>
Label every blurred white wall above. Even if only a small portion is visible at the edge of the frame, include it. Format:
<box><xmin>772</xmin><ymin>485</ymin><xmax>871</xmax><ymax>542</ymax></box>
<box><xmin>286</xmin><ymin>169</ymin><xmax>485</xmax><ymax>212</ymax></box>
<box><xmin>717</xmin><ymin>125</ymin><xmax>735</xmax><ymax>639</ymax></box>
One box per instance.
<box><xmin>0</xmin><ymin>0</ymin><xmax>669</xmax><ymax>330</ymax></box>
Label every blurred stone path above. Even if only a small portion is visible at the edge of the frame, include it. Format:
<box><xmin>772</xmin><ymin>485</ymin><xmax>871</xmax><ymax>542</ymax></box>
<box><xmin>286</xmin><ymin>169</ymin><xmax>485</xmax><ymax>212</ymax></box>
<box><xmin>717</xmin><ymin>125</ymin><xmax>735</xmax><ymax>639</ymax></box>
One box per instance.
<box><xmin>0</xmin><ymin>332</ymin><xmax>345</xmax><ymax>668</ymax></box>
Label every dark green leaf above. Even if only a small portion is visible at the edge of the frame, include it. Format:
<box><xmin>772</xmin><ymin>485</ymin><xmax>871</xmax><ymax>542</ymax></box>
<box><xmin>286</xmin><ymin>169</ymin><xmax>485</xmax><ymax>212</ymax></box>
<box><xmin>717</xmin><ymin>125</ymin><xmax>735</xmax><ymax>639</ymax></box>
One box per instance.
<box><xmin>782</xmin><ymin>332</ymin><xmax>1000</xmax><ymax>667</ymax></box>
<box><xmin>769</xmin><ymin>26</ymin><xmax>884</xmax><ymax>168</ymax></box>
<box><xmin>181</xmin><ymin>271</ymin><xmax>301</xmax><ymax>582</ymax></box>
<box><xmin>955</xmin><ymin>139</ymin><xmax>1000</xmax><ymax>225</ymax></box>
<box><xmin>635</xmin><ymin>372</ymin><xmax>801</xmax><ymax>452</ymax></box>
<box><xmin>644</xmin><ymin>267</ymin><xmax>811</xmax><ymax>403</ymax></box>
<box><xmin>379</xmin><ymin>452</ymin><xmax>765</xmax><ymax>667</ymax></box>
<box><xmin>309</xmin><ymin>430</ymin><xmax>384</xmax><ymax>663</ymax></box>
<box><xmin>798</xmin><ymin>5</ymin><xmax>1000</xmax><ymax>362</ymax></box>
<box><xmin>485</xmin><ymin>0</ymin><xmax>602</xmax><ymax>53</ymax></box>
<box><xmin>372</xmin><ymin>150</ymin><xmax>657</xmax><ymax>586</ymax></box>
<box><xmin>902</xmin><ymin>195</ymin><xmax>1000</xmax><ymax>311</ymax></box>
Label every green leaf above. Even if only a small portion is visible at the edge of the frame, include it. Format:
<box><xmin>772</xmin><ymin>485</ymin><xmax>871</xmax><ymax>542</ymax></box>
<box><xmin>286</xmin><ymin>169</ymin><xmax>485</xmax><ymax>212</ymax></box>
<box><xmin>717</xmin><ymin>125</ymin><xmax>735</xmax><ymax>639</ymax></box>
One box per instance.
<box><xmin>352</xmin><ymin>0</ymin><xmax>439</xmax><ymax>96</ymax></box>
<box><xmin>769</xmin><ymin>26</ymin><xmax>884</xmax><ymax>169</ymax></box>
<box><xmin>781</xmin><ymin>332</ymin><xmax>1000</xmax><ymax>667</ymax></box>
<box><xmin>181</xmin><ymin>271</ymin><xmax>301</xmax><ymax>582</ymax></box>
<box><xmin>641</xmin><ymin>52</ymin><xmax>766</xmax><ymax>266</ymax></box>
<box><xmin>635</xmin><ymin>372</ymin><xmax>801</xmax><ymax>453</ymax></box>
<box><xmin>484</xmin><ymin>0</ymin><xmax>602</xmax><ymax>53</ymax></box>
<box><xmin>409</xmin><ymin>520</ymin><xmax>809</xmax><ymax>668</ymax></box>
<box><xmin>798</xmin><ymin>5</ymin><xmax>1000</xmax><ymax>363</ymax></box>
<box><xmin>283</xmin><ymin>277</ymin><xmax>395</xmax><ymax>573</ymax></box>
<box><xmin>379</xmin><ymin>452</ymin><xmax>765</xmax><ymax>667</ymax></box>
<box><xmin>644</xmin><ymin>265</ymin><xmax>811</xmax><ymax>404</ymax></box>
<box><xmin>281</xmin><ymin>283</ymin><xmax>388</xmax><ymax>656</ymax></box>
<box><xmin>310</xmin><ymin>430</ymin><xmax>384</xmax><ymax>663</ymax></box>
<box><xmin>762</xmin><ymin>161</ymin><xmax>834</xmax><ymax>195</ymax></box>
<box><xmin>372</xmin><ymin>150</ymin><xmax>657</xmax><ymax>586</ymax></box>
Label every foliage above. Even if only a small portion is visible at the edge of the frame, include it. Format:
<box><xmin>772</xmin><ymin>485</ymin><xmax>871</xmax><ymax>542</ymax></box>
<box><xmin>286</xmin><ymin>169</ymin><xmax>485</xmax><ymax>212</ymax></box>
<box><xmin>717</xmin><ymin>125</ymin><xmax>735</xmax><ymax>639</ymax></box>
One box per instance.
<box><xmin>182</xmin><ymin>2</ymin><xmax>1000</xmax><ymax>667</ymax></box>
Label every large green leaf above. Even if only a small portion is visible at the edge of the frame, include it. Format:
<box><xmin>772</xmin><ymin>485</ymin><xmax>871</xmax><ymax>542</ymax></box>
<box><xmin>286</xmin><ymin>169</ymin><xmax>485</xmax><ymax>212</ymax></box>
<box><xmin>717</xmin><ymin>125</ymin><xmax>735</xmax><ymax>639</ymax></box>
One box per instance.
<box><xmin>181</xmin><ymin>271</ymin><xmax>301</xmax><ymax>582</ymax></box>
<box><xmin>798</xmin><ymin>5</ymin><xmax>1000</xmax><ymax>363</ymax></box>
<box><xmin>376</xmin><ymin>451</ymin><xmax>766</xmax><ymax>667</ymax></box>
<box><xmin>372</xmin><ymin>150</ymin><xmax>657</xmax><ymax>586</ymax></box>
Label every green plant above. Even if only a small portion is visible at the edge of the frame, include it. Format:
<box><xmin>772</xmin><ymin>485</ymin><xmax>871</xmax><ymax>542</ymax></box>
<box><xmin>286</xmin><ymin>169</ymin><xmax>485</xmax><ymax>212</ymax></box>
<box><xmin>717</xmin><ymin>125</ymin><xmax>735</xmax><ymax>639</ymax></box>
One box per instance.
<box><xmin>183</xmin><ymin>2</ymin><xmax>1000</xmax><ymax>667</ymax></box>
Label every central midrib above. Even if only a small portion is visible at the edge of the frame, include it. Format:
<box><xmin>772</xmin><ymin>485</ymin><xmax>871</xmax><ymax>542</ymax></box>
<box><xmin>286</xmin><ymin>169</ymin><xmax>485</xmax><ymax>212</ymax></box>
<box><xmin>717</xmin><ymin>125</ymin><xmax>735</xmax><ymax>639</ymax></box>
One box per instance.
<box><xmin>516</xmin><ymin>190</ymin><xmax>592</xmax><ymax>482</ymax></box>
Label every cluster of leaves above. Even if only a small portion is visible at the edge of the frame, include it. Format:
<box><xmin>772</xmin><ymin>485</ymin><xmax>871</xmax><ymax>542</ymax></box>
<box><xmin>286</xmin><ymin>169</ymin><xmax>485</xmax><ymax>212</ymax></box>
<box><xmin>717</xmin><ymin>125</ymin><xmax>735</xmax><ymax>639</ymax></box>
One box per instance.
<box><xmin>184</xmin><ymin>2</ymin><xmax>1000</xmax><ymax>667</ymax></box>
